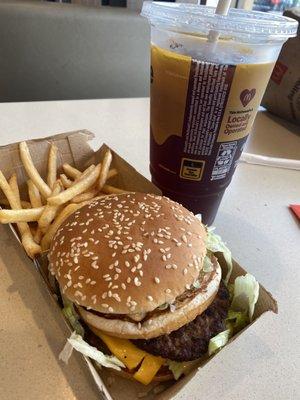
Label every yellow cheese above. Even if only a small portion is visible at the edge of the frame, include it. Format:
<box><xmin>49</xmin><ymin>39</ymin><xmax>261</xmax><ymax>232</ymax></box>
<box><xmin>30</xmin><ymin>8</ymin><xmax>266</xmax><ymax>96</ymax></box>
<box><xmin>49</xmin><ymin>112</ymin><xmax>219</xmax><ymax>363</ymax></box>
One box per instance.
<box><xmin>91</xmin><ymin>328</ymin><xmax>165</xmax><ymax>384</ymax></box>
<box><xmin>97</xmin><ymin>331</ymin><xmax>147</xmax><ymax>370</ymax></box>
<box><xmin>134</xmin><ymin>354</ymin><xmax>165</xmax><ymax>385</ymax></box>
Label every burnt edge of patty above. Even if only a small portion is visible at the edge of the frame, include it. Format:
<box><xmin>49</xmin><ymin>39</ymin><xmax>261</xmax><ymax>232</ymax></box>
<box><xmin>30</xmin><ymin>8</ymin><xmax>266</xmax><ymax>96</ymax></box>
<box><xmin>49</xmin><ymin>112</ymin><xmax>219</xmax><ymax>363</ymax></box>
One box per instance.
<box><xmin>133</xmin><ymin>282</ymin><xmax>230</xmax><ymax>361</ymax></box>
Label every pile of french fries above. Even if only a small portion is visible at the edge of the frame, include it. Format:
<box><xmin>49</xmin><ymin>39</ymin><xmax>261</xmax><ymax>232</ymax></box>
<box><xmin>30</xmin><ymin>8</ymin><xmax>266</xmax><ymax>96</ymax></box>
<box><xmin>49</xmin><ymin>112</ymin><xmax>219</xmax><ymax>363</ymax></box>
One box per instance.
<box><xmin>0</xmin><ymin>141</ymin><xmax>126</xmax><ymax>258</ymax></box>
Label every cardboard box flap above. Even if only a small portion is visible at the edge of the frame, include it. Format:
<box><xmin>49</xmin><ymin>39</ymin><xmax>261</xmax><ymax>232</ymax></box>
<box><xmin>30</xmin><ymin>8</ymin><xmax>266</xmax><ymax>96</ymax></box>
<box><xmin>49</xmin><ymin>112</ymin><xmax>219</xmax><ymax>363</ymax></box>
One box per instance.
<box><xmin>0</xmin><ymin>130</ymin><xmax>95</xmax><ymax>201</ymax></box>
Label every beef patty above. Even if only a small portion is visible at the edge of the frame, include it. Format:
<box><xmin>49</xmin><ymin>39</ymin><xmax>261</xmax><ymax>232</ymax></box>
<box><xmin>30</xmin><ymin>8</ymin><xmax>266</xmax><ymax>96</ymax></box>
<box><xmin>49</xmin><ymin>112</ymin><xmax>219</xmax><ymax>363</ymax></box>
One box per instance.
<box><xmin>133</xmin><ymin>282</ymin><xmax>230</xmax><ymax>361</ymax></box>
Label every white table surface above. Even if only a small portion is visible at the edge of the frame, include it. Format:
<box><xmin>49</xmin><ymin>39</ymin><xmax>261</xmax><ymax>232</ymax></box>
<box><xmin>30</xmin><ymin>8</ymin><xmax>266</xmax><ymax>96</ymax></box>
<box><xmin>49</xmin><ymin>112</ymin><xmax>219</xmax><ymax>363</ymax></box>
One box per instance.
<box><xmin>0</xmin><ymin>98</ymin><xmax>299</xmax><ymax>400</ymax></box>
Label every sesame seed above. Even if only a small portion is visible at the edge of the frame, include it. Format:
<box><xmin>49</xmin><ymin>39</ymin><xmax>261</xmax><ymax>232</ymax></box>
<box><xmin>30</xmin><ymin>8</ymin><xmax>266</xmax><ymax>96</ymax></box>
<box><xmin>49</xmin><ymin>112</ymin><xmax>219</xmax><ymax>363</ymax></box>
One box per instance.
<box><xmin>127</xmin><ymin>277</ymin><xmax>131</xmax><ymax>283</ymax></box>
<box><xmin>165</xmin><ymin>264</ymin><xmax>172</xmax><ymax>269</ymax></box>
<box><xmin>131</xmin><ymin>267</ymin><xmax>136</xmax><ymax>273</ymax></box>
<box><xmin>154</xmin><ymin>277</ymin><xmax>160</xmax><ymax>284</ymax></box>
<box><xmin>166</xmin><ymin>253</ymin><xmax>171</xmax><ymax>259</ymax></box>
<box><xmin>115</xmin><ymin>268</ymin><xmax>122</xmax><ymax>274</ymax></box>
<box><xmin>183</xmin><ymin>268</ymin><xmax>188</xmax><ymax>275</ymax></box>
<box><xmin>188</xmin><ymin>243</ymin><xmax>192</xmax><ymax>248</ymax></box>
<box><xmin>182</xmin><ymin>235</ymin><xmax>188</xmax><ymax>243</ymax></box>
<box><xmin>185</xmin><ymin>284</ymin><xmax>190</xmax><ymax>290</ymax></box>
<box><xmin>125</xmin><ymin>261</ymin><xmax>130</xmax><ymax>267</ymax></box>
<box><xmin>114</xmin><ymin>274</ymin><xmax>119</xmax><ymax>280</ymax></box>
<box><xmin>134</xmin><ymin>277</ymin><xmax>141</xmax><ymax>286</ymax></box>
<box><xmin>108</xmin><ymin>307</ymin><xmax>114</xmax><ymax>312</ymax></box>
<box><xmin>121</xmin><ymin>283</ymin><xmax>126</xmax><ymax>290</ymax></box>
<box><xmin>147</xmin><ymin>295</ymin><xmax>153</xmax><ymax>301</ymax></box>
<box><xmin>90</xmin><ymin>281</ymin><xmax>96</xmax><ymax>285</ymax></box>
<box><xmin>165</xmin><ymin>288</ymin><xmax>171</xmax><ymax>294</ymax></box>
<box><xmin>137</xmin><ymin>263</ymin><xmax>142</xmax><ymax>270</ymax></box>
<box><xmin>162</xmin><ymin>255</ymin><xmax>167</xmax><ymax>261</ymax></box>
<box><xmin>159</xmin><ymin>248</ymin><xmax>165</xmax><ymax>254</ymax></box>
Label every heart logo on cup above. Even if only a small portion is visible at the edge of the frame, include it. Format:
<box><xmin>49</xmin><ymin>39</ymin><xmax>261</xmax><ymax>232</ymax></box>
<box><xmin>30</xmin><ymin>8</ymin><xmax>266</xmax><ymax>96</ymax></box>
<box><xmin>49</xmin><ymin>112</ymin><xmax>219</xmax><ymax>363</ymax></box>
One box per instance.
<box><xmin>240</xmin><ymin>89</ymin><xmax>256</xmax><ymax>107</ymax></box>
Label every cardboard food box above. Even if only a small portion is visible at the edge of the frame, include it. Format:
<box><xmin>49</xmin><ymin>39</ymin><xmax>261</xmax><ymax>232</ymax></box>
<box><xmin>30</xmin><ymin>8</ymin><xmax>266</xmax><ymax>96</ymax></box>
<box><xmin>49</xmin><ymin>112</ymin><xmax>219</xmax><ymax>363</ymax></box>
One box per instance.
<box><xmin>0</xmin><ymin>131</ymin><xmax>278</xmax><ymax>400</ymax></box>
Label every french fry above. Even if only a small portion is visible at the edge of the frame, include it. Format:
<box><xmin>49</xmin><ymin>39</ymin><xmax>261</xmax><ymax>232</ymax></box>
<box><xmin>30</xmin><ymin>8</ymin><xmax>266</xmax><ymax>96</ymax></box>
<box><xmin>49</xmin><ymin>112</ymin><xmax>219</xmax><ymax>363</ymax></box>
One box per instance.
<box><xmin>27</xmin><ymin>179</ymin><xmax>44</xmax><ymax>241</ymax></box>
<box><xmin>98</xmin><ymin>150</ymin><xmax>112</xmax><ymax>191</ymax></box>
<box><xmin>60</xmin><ymin>174</ymin><xmax>73</xmax><ymax>189</ymax></box>
<box><xmin>71</xmin><ymin>188</ymin><xmax>99</xmax><ymax>203</ymax></box>
<box><xmin>33</xmin><ymin>226</ymin><xmax>43</xmax><ymax>244</ymax></box>
<box><xmin>77</xmin><ymin>164</ymin><xmax>96</xmax><ymax>181</ymax></box>
<box><xmin>47</xmin><ymin>143</ymin><xmax>58</xmax><ymax>190</ymax></box>
<box><xmin>0</xmin><ymin>198</ymin><xmax>32</xmax><ymax>209</ymax></box>
<box><xmin>27</xmin><ymin>180</ymin><xmax>43</xmax><ymax>208</ymax></box>
<box><xmin>19</xmin><ymin>141</ymin><xmax>52</xmax><ymax>199</ymax></box>
<box><xmin>47</xmin><ymin>164</ymin><xmax>101</xmax><ymax>206</ymax></box>
<box><xmin>62</xmin><ymin>163</ymin><xmax>82</xmax><ymax>180</ymax></box>
<box><xmin>0</xmin><ymin>171</ymin><xmax>41</xmax><ymax>257</ymax></box>
<box><xmin>38</xmin><ymin>181</ymin><xmax>63</xmax><ymax>233</ymax></box>
<box><xmin>71</xmin><ymin>168</ymin><xmax>118</xmax><ymax>203</ymax></box>
<box><xmin>41</xmin><ymin>203</ymin><xmax>84</xmax><ymax>251</ymax></box>
<box><xmin>0</xmin><ymin>207</ymin><xmax>45</xmax><ymax>223</ymax></box>
<box><xmin>102</xmin><ymin>185</ymin><xmax>129</xmax><ymax>195</ymax></box>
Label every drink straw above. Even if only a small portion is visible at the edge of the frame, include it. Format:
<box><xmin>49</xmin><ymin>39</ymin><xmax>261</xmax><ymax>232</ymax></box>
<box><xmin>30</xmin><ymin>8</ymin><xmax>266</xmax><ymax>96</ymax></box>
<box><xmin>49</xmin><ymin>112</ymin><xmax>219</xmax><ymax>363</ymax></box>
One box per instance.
<box><xmin>207</xmin><ymin>0</ymin><xmax>231</xmax><ymax>42</ymax></box>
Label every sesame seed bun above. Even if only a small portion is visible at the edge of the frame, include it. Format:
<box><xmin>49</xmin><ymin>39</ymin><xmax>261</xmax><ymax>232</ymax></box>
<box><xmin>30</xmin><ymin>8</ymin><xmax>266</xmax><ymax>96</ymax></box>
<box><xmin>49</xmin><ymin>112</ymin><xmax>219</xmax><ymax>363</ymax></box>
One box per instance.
<box><xmin>49</xmin><ymin>193</ymin><xmax>208</xmax><ymax>316</ymax></box>
<box><xmin>79</xmin><ymin>258</ymin><xmax>221</xmax><ymax>339</ymax></box>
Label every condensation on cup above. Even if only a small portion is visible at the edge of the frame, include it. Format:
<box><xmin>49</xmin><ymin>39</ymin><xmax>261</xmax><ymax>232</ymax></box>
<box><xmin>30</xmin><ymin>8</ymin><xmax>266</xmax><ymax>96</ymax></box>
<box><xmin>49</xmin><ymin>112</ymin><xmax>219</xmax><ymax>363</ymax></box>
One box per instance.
<box><xmin>142</xmin><ymin>2</ymin><xmax>298</xmax><ymax>225</ymax></box>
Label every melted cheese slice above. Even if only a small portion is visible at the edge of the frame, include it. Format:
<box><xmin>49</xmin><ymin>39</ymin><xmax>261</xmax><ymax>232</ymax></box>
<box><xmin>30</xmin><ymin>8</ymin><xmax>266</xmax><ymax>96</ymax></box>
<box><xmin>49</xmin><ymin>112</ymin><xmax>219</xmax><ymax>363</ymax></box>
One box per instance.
<box><xmin>95</xmin><ymin>330</ymin><xmax>165</xmax><ymax>385</ymax></box>
<box><xmin>97</xmin><ymin>331</ymin><xmax>147</xmax><ymax>370</ymax></box>
<box><xmin>134</xmin><ymin>354</ymin><xmax>165</xmax><ymax>385</ymax></box>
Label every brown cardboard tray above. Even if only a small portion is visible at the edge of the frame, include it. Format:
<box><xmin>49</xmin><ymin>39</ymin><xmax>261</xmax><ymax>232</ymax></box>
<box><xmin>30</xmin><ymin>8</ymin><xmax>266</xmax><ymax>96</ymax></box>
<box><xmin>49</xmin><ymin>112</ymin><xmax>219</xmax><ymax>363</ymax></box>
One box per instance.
<box><xmin>0</xmin><ymin>131</ymin><xmax>278</xmax><ymax>400</ymax></box>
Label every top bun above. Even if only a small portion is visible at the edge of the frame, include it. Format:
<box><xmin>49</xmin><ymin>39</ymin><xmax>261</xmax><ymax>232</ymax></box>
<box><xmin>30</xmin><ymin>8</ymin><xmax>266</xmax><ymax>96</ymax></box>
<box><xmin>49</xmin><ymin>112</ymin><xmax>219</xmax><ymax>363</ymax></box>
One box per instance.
<box><xmin>49</xmin><ymin>193</ymin><xmax>207</xmax><ymax>315</ymax></box>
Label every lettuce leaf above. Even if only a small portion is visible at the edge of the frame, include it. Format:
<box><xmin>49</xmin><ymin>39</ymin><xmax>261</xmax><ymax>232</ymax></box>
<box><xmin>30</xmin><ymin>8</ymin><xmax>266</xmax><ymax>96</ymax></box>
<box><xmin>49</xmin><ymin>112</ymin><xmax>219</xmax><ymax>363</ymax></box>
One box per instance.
<box><xmin>231</xmin><ymin>273</ymin><xmax>259</xmax><ymax>321</ymax></box>
<box><xmin>62</xmin><ymin>303</ymin><xmax>85</xmax><ymax>336</ymax></box>
<box><xmin>206</xmin><ymin>227</ymin><xmax>233</xmax><ymax>284</ymax></box>
<box><xmin>226</xmin><ymin>309</ymin><xmax>248</xmax><ymax>333</ymax></box>
<box><xmin>166</xmin><ymin>360</ymin><xmax>185</xmax><ymax>380</ymax></box>
<box><xmin>208</xmin><ymin>274</ymin><xmax>259</xmax><ymax>356</ymax></box>
<box><xmin>208</xmin><ymin>329</ymin><xmax>232</xmax><ymax>356</ymax></box>
<box><xmin>166</xmin><ymin>360</ymin><xmax>199</xmax><ymax>380</ymax></box>
<box><xmin>203</xmin><ymin>255</ymin><xmax>214</xmax><ymax>273</ymax></box>
<box><xmin>59</xmin><ymin>331</ymin><xmax>125</xmax><ymax>371</ymax></box>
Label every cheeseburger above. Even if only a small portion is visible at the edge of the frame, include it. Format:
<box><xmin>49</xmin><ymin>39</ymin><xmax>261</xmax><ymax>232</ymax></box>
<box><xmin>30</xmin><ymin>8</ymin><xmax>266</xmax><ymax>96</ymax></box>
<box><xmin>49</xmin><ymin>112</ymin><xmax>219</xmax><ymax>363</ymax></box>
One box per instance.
<box><xmin>49</xmin><ymin>193</ymin><xmax>230</xmax><ymax>385</ymax></box>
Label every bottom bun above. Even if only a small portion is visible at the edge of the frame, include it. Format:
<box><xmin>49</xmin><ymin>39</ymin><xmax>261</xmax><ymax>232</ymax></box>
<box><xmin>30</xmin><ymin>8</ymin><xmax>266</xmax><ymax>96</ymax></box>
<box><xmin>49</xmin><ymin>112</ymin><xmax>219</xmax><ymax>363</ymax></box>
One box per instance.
<box><xmin>94</xmin><ymin>362</ymin><xmax>174</xmax><ymax>383</ymax></box>
<box><xmin>113</xmin><ymin>368</ymin><xmax>174</xmax><ymax>383</ymax></box>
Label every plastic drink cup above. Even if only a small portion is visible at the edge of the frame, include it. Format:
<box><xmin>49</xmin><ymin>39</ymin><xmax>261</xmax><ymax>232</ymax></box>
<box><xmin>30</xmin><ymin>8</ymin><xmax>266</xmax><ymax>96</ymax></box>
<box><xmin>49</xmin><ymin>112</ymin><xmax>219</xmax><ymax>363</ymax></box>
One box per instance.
<box><xmin>142</xmin><ymin>2</ymin><xmax>298</xmax><ymax>225</ymax></box>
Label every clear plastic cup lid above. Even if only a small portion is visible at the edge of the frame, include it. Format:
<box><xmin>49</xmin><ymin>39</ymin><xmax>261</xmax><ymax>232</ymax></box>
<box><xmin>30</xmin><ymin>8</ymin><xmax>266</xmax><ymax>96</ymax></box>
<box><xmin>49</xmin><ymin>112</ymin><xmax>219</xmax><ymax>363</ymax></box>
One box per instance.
<box><xmin>141</xmin><ymin>2</ymin><xmax>298</xmax><ymax>42</ymax></box>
